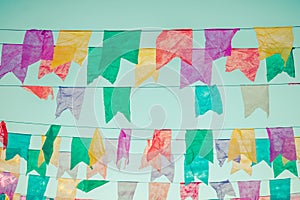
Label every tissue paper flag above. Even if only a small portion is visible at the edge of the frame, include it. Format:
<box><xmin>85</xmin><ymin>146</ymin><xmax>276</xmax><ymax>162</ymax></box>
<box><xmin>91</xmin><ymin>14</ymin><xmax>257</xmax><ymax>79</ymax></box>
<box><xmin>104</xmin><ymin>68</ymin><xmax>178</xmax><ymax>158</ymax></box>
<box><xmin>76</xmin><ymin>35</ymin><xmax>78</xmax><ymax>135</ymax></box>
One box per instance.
<box><xmin>6</xmin><ymin>133</ymin><xmax>31</xmax><ymax>160</ymax></box>
<box><xmin>266</xmin><ymin>50</ymin><xmax>295</xmax><ymax>82</ymax></box>
<box><xmin>240</xmin><ymin>85</ymin><xmax>269</xmax><ymax>117</ymax></box>
<box><xmin>149</xmin><ymin>182</ymin><xmax>170</xmax><ymax>200</ymax></box>
<box><xmin>71</xmin><ymin>137</ymin><xmax>91</xmax><ymax>170</ymax></box>
<box><xmin>254</xmin><ymin>27</ymin><xmax>293</xmax><ymax>64</ymax></box>
<box><xmin>147</xmin><ymin>129</ymin><xmax>172</xmax><ymax>162</ymax></box>
<box><xmin>266</xmin><ymin>127</ymin><xmax>296</xmax><ymax>162</ymax></box>
<box><xmin>140</xmin><ymin>140</ymin><xmax>161</xmax><ymax>171</ymax></box>
<box><xmin>0</xmin><ymin>121</ymin><xmax>8</xmax><ymax>150</ymax></box>
<box><xmin>135</xmin><ymin>48</ymin><xmax>159</xmax><ymax>87</ymax></box>
<box><xmin>88</xmin><ymin>128</ymin><xmax>105</xmax><ymax>166</ymax></box>
<box><xmin>269</xmin><ymin>178</ymin><xmax>290</xmax><ymax>200</ymax></box>
<box><xmin>156</xmin><ymin>29</ymin><xmax>193</xmax><ymax>69</ymax></box>
<box><xmin>195</xmin><ymin>85</ymin><xmax>223</xmax><ymax>115</ymax></box>
<box><xmin>0</xmin><ymin>44</ymin><xmax>27</xmax><ymax>83</ymax></box>
<box><xmin>51</xmin><ymin>31</ymin><xmax>92</xmax><ymax>69</ymax></box>
<box><xmin>86</xmin><ymin>160</ymin><xmax>107</xmax><ymax>179</ymax></box>
<box><xmin>225</xmin><ymin>48</ymin><xmax>260</xmax><ymax>81</ymax></box>
<box><xmin>57</xmin><ymin>152</ymin><xmax>78</xmax><ymax>179</ymax></box>
<box><xmin>39</xmin><ymin>136</ymin><xmax>61</xmax><ymax>167</ymax></box>
<box><xmin>0</xmin><ymin>148</ymin><xmax>20</xmax><ymax>176</ymax></box>
<box><xmin>26</xmin><ymin>175</ymin><xmax>49</xmax><ymax>200</ymax></box>
<box><xmin>180</xmin><ymin>182</ymin><xmax>200</xmax><ymax>200</ymax></box>
<box><xmin>184</xmin><ymin>155</ymin><xmax>209</xmax><ymax>185</ymax></box>
<box><xmin>41</xmin><ymin>125</ymin><xmax>61</xmax><ymax>164</ymax></box>
<box><xmin>77</xmin><ymin>180</ymin><xmax>109</xmax><ymax>193</ymax></box>
<box><xmin>116</xmin><ymin>129</ymin><xmax>132</xmax><ymax>169</ymax></box>
<box><xmin>27</xmin><ymin>149</ymin><xmax>47</xmax><ymax>176</ymax></box>
<box><xmin>151</xmin><ymin>155</ymin><xmax>174</xmax><ymax>182</ymax></box>
<box><xmin>56</xmin><ymin>178</ymin><xmax>79</xmax><ymax>199</ymax></box>
<box><xmin>55</xmin><ymin>87</ymin><xmax>86</xmax><ymax>120</ymax></box>
<box><xmin>215</xmin><ymin>139</ymin><xmax>230</xmax><ymax>167</ymax></box>
<box><xmin>0</xmin><ymin>172</ymin><xmax>18</xmax><ymax>200</ymax></box>
<box><xmin>38</xmin><ymin>60</ymin><xmax>71</xmax><ymax>81</ymax></box>
<box><xmin>255</xmin><ymin>139</ymin><xmax>271</xmax><ymax>166</ymax></box>
<box><xmin>204</xmin><ymin>28</ymin><xmax>239</xmax><ymax>60</ymax></box>
<box><xmin>103</xmin><ymin>87</ymin><xmax>131</xmax><ymax>123</ymax></box>
<box><xmin>118</xmin><ymin>182</ymin><xmax>137</xmax><ymax>200</ymax></box>
<box><xmin>295</xmin><ymin>137</ymin><xmax>300</xmax><ymax>160</ymax></box>
<box><xmin>0</xmin><ymin>194</ymin><xmax>8</xmax><ymax>200</ymax></box>
<box><xmin>180</xmin><ymin>48</ymin><xmax>213</xmax><ymax>88</ymax></box>
<box><xmin>238</xmin><ymin>180</ymin><xmax>261</xmax><ymax>200</ymax></box>
<box><xmin>272</xmin><ymin>154</ymin><xmax>298</xmax><ymax>177</ymax></box>
<box><xmin>231</xmin><ymin>154</ymin><xmax>253</xmax><ymax>175</ymax></box>
<box><xmin>210</xmin><ymin>180</ymin><xmax>236</xmax><ymax>200</ymax></box>
<box><xmin>22</xmin><ymin>86</ymin><xmax>54</xmax><ymax>100</ymax></box>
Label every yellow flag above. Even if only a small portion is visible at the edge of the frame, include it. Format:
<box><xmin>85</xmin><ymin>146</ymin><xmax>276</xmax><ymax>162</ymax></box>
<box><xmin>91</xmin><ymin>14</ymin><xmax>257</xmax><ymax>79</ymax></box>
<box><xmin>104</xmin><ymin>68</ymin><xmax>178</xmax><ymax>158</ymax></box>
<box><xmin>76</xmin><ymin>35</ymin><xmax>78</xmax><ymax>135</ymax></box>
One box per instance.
<box><xmin>38</xmin><ymin>136</ymin><xmax>62</xmax><ymax>167</ymax></box>
<box><xmin>231</xmin><ymin>154</ymin><xmax>253</xmax><ymax>175</ymax></box>
<box><xmin>56</xmin><ymin>178</ymin><xmax>79</xmax><ymax>200</ymax></box>
<box><xmin>295</xmin><ymin>137</ymin><xmax>300</xmax><ymax>161</ymax></box>
<box><xmin>135</xmin><ymin>48</ymin><xmax>159</xmax><ymax>87</ymax></box>
<box><xmin>88</xmin><ymin>128</ymin><xmax>105</xmax><ymax>166</ymax></box>
<box><xmin>254</xmin><ymin>27</ymin><xmax>294</xmax><ymax>64</ymax></box>
<box><xmin>51</xmin><ymin>31</ymin><xmax>92</xmax><ymax>69</ymax></box>
<box><xmin>0</xmin><ymin>148</ymin><xmax>20</xmax><ymax>176</ymax></box>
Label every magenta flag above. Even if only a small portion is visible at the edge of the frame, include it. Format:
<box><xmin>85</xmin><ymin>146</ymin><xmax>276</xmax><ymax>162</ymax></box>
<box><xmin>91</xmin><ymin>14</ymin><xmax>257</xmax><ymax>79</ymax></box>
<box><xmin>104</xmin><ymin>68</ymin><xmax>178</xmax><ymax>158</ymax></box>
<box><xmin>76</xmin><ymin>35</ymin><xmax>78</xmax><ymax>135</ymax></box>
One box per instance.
<box><xmin>180</xmin><ymin>182</ymin><xmax>200</xmax><ymax>200</ymax></box>
<box><xmin>0</xmin><ymin>172</ymin><xmax>19</xmax><ymax>200</ymax></box>
<box><xmin>238</xmin><ymin>180</ymin><xmax>261</xmax><ymax>200</ymax></box>
<box><xmin>116</xmin><ymin>129</ymin><xmax>132</xmax><ymax>169</ymax></box>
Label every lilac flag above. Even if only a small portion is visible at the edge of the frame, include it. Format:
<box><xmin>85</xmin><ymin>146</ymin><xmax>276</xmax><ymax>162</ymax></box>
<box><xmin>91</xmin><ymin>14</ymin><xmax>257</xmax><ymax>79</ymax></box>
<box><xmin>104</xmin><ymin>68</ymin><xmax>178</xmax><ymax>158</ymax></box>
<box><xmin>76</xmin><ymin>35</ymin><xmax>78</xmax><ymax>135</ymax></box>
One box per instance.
<box><xmin>55</xmin><ymin>87</ymin><xmax>86</xmax><ymax>120</ymax></box>
<box><xmin>210</xmin><ymin>180</ymin><xmax>236</xmax><ymax>200</ymax></box>
<box><xmin>205</xmin><ymin>28</ymin><xmax>239</xmax><ymax>60</ymax></box>
<box><xmin>116</xmin><ymin>129</ymin><xmax>132</xmax><ymax>169</ymax></box>
<box><xmin>0</xmin><ymin>44</ymin><xmax>27</xmax><ymax>83</ymax></box>
<box><xmin>180</xmin><ymin>48</ymin><xmax>213</xmax><ymax>88</ymax></box>
<box><xmin>0</xmin><ymin>172</ymin><xmax>18</xmax><ymax>200</ymax></box>
<box><xmin>118</xmin><ymin>182</ymin><xmax>137</xmax><ymax>200</ymax></box>
<box><xmin>57</xmin><ymin>152</ymin><xmax>79</xmax><ymax>179</ymax></box>
<box><xmin>267</xmin><ymin>127</ymin><xmax>297</xmax><ymax>162</ymax></box>
<box><xmin>238</xmin><ymin>180</ymin><xmax>261</xmax><ymax>200</ymax></box>
<box><xmin>151</xmin><ymin>155</ymin><xmax>174</xmax><ymax>182</ymax></box>
<box><xmin>215</xmin><ymin>139</ymin><xmax>230</xmax><ymax>167</ymax></box>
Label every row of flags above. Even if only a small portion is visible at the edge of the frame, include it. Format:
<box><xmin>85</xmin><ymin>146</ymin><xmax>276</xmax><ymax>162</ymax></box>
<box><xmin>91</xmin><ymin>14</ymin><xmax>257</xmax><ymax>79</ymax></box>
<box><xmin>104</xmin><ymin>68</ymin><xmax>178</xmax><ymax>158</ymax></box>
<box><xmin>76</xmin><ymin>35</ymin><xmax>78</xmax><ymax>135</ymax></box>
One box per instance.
<box><xmin>0</xmin><ymin>27</ymin><xmax>297</xmax><ymax>86</ymax></box>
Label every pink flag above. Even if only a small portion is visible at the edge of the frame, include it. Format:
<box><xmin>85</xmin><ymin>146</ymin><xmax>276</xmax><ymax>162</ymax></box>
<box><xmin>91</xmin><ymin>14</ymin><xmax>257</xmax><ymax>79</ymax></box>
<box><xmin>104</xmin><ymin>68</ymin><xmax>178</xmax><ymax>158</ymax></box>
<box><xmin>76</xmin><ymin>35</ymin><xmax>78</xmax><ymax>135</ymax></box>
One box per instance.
<box><xmin>38</xmin><ymin>60</ymin><xmax>71</xmax><ymax>81</ymax></box>
<box><xmin>180</xmin><ymin>182</ymin><xmax>200</xmax><ymax>200</ymax></box>
<box><xmin>238</xmin><ymin>180</ymin><xmax>261</xmax><ymax>200</ymax></box>
<box><xmin>86</xmin><ymin>160</ymin><xmax>107</xmax><ymax>179</ymax></box>
<box><xmin>205</xmin><ymin>28</ymin><xmax>239</xmax><ymax>60</ymax></box>
<box><xmin>156</xmin><ymin>29</ymin><xmax>192</xmax><ymax>70</ymax></box>
<box><xmin>0</xmin><ymin>172</ymin><xmax>19</xmax><ymax>200</ymax></box>
<box><xmin>23</xmin><ymin>86</ymin><xmax>54</xmax><ymax>100</ymax></box>
<box><xmin>149</xmin><ymin>182</ymin><xmax>170</xmax><ymax>200</ymax></box>
<box><xmin>226</xmin><ymin>48</ymin><xmax>260</xmax><ymax>81</ymax></box>
<box><xmin>116</xmin><ymin>129</ymin><xmax>132</xmax><ymax>169</ymax></box>
<box><xmin>267</xmin><ymin>127</ymin><xmax>297</xmax><ymax>162</ymax></box>
<box><xmin>147</xmin><ymin>129</ymin><xmax>172</xmax><ymax>162</ymax></box>
<box><xmin>0</xmin><ymin>121</ymin><xmax>8</xmax><ymax>150</ymax></box>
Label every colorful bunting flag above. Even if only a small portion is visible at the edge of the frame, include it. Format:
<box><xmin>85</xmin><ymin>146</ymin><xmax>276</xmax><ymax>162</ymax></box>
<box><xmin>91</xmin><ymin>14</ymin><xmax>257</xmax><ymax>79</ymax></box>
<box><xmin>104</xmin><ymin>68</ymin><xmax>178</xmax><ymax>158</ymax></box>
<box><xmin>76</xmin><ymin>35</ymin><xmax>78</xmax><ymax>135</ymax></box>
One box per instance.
<box><xmin>225</xmin><ymin>48</ymin><xmax>260</xmax><ymax>81</ymax></box>
<box><xmin>77</xmin><ymin>180</ymin><xmax>109</xmax><ymax>193</ymax></box>
<box><xmin>240</xmin><ymin>85</ymin><xmax>269</xmax><ymax>117</ymax></box>
<box><xmin>0</xmin><ymin>194</ymin><xmax>8</xmax><ymax>200</ymax></box>
<box><xmin>210</xmin><ymin>180</ymin><xmax>236</xmax><ymax>200</ymax></box>
<box><xmin>180</xmin><ymin>182</ymin><xmax>200</xmax><ymax>200</ymax></box>
<box><xmin>156</xmin><ymin>29</ymin><xmax>193</xmax><ymax>70</ymax></box>
<box><xmin>254</xmin><ymin>27</ymin><xmax>293</xmax><ymax>64</ymax></box>
<box><xmin>184</xmin><ymin>155</ymin><xmax>209</xmax><ymax>185</ymax></box>
<box><xmin>180</xmin><ymin>48</ymin><xmax>213</xmax><ymax>88</ymax></box>
<box><xmin>195</xmin><ymin>85</ymin><xmax>223</xmax><ymax>115</ymax></box>
<box><xmin>57</xmin><ymin>152</ymin><xmax>78</xmax><ymax>179</ymax></box>
<box><xmin>295</xmin><ymin>137</ymin><xmax>300</xmax><ymax>160</ymax></box>
<box><xmin>39</xmin><ymin>136</ymin><xmax>61</xmax><ymax>167</ymax></box>
<box><xmin>55</xmin><ymin>87</ymin><xmax>86</xmax><ymax>120</ymax></box>
<box><xmin>149</xmin><ymin>182</ymin><xmax>170</xmax><ymax>200</ymax></box>
<box><xmin>26</xmin><ymin>175</ymin><xmax>49</xmax><ymax>200</ymax></box>
<box><xmin>71</xmin><ymin>137</ymin><xmax>91</xmax><ymax>170</ymax></box>
<box><xmin>204</xmin><ymin>28</ymin><xmax>239</xmax><ymax>60</ymax></box>
<box><xmin>272</xmin><ymin>154</ymin><xmax>298</xmax><ymax>177</ymax></box>
<box><xmin>103</xmin><ymin>87</ymin><xmax>131</xmax><ymax>123</ymax></box>
<box><xmin>140</xmin><ymin>139</ymin><xmax>161</xmax><ymax>171</ymax></box>
<box><xmin>56</xmin><ymin>178</ymin><xmax>79</xmax><ymax>199</ymax></box>
<box><xmin>151</xmin><ymin>155</ymin><xmax>174</xmax><ymax>182</ymax></box>
<box><xmin>147</xmin><ymin>129</ymin><xmax>172</xmax><ymax>162</ymax></box>
<box><xmin>116</xmin><ymin>129</ymin><xmax>132</xmax><ymax>169</ymax></box>
<box><xmin>0</xmin><ymin>148</ymin><xmax>20</xmax><ymax>176</ymax></box>
<box><xmin>118</xmin><ymin>182</ymin><xmax>137</xmax><ymax>200</ymax></box>
<box><xmin>88</xmin><ymin>128</ymin><xmax>105</xmax><ymax>167</ymax></box>
<box><xmin>215</xmin><ymin>139</ymin><xmax>230</xmax><ymax>167</ymax></box>
<box><xmin>39</xmin><ymin>60</ymin><xmax>71</xmax><ymax>81</ymax></box>
<box><xmin>269</xmin><ymin>178</ymin><xmax>290</xmax><ymax>200</ymax></box>
<box><xmin>255</xmin><ymin>139</ymin><xmax>271</xmax><ymax>166</ymax></box>
<box><xmin>27</xmin><ymin>149</ymin><xmax>47</xmax><ymax>176</ymax></box>
<box><xmin>231</xmin><ymin>154</ymin><xmax>253</xmax><ymax>175</ymax></box>
<box><xmin>0</xmin><ymin>121</ymin><xmax>8</xmax><ymax>150</ymax></box>
<box><xmin>238</xmin><ymin>180</ymin><xmax>261</xmax><ymax>200</ymax></box>
<box><xmin>6</xmin><ymin>133</ymin><xmax>31</xmax><ymax>160</ymax></box>
<box><xmin>0</xmin><ymin>172</ymin><xmax>18</xmax><ymax>200</ymax></box>
<box><xmin>86</xmin><ymin>160</ymin><xmax>107</xmax><ymax>179</ymax></box>
<box><xmin>22</xmin><ymin>86</ymin><xmax>54</xmax><ymax>100</ymax></box>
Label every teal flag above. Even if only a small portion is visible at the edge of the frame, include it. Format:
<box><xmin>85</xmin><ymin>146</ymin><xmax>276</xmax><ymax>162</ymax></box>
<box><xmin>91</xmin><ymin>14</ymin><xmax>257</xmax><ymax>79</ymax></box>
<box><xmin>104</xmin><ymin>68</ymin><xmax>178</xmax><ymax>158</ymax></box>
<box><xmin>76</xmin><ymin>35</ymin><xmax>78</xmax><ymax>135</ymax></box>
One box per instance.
<box><xmin>254</xmin><ymin>139</ymin><xmax>271</xmax><ymax>166</ymax></box>
<box><xmin>27</xmin><ymin>175</ymin><xmax>49</xmax><ymax>199</ymax></box>
<box><xmin>270</xmin><ymin>178</ymin><xmax>290</xmax><ymax>200</ymax></box>
<box><xmin>184</xmin><ymin>155</ymin><xmax>209</xmax><ymax>185</ymax></box>
<box><xmin>27</xmin><ymin>149</ymin><xmax>47</xmax><ymax>176</ymax></box>
<box><xmin>273</xmin><ymin>155</ymin><xmax>298</xmax><ymax>177</ymax></box>
<box><xmin>266</xmin><ymin>50</ymin><xmax>295</xmax><ymax>82</ymax></box>
<box><xmin>6</xmin><ymin>133</ymin><xmax>31</xmax><ymax>160</ymax></box>
<box><xmin>185</xmin><ymin>130</ymin><xmax>213</xmax><ymax>165</ymax></box>
<box><xmin>103</xmin><ymin>87</ymin><xmax>131</xmax><ymax>123</ymax></box>
<box><xmin>77</xmin><ymin>180</ymin><xmax>109</xmax><ymax>193</ymax></box>
<box><xmin>42</xmin><ymin>125</ymin><xmax>61</xmax><ymax>164</ymax></box>
<box><xmin>71</xmin><ymin>137</ymin><xmax>91</xmax><ymax>170</ymax></box>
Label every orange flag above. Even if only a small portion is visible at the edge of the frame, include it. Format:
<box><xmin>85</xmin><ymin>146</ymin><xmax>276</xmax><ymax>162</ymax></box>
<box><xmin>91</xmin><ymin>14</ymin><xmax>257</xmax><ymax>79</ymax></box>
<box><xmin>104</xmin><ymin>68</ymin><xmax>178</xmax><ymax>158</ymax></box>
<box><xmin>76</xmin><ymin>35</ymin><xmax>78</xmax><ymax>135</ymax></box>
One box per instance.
<box><xmin>147</xmin><ymin>129</ymin><xmax>172</xmax><ymax>162</ymax></box>
<box><xmin>22</xmin><ymin>86</ymin><xmax>54</xmax><ymax>100</ymax></box>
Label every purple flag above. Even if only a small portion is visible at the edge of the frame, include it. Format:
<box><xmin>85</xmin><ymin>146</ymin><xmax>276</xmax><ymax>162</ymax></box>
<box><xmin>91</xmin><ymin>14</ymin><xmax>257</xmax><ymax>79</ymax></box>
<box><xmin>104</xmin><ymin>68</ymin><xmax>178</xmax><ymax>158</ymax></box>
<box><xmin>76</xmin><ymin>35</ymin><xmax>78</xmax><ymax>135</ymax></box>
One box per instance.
<box><xmin>215</xmin><ymin>139</ymin><xmax>230</xmax><ymax>167</ymax></box>
<box><xmin>180</xmin><ymin>48</ymin><xmax>213</xmax><ymax>88</ymax></box>
<box><xmin>267</xmin><ymin>127</ymin><xmax>297</xmax><ymax>162</ymax></box>
<box><xmin>151</xmin><ymin>155</ymin><xmax>174</xmax><ymax>182</ymax></box>
<box><xmin>238</xmin><ymin>180</ymin><xmax>261</xmax><ymax>200</ymax></box>
<box><xmin>55</xmin><ymin>87</ymin><xmax>86</xmax><ymax>120</ymax></box>
<box><xmin>0</xmin><ymin>172</ymin><xmax>19</xmax><ymax>200</ymax></box>
<box><xmin>205</xmin><ymin>28</ymin><xmax>239</xmax><ymax>60</ymax></box>
<box><xmin>0</xmin><ymin>44</ymin><xmax>27</xmax><ymax>83</ymax></box>
<box><xmin>116</xmin><ymin>129</ymin><xmax>132</xmax><ymax>169</ymax></box>
<box><xmin>210</xmin><ymin>180</ymin><xmax>236</xmax><ymax>199</ymax></box>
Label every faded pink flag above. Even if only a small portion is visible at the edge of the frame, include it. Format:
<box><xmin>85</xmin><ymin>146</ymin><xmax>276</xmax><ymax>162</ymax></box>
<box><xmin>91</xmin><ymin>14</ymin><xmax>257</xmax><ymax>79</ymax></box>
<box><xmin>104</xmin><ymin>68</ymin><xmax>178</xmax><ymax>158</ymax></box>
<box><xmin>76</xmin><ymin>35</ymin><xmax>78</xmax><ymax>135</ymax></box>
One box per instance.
<box><xmin>149</xmin><ymin>182</ymin><xmax>170</xmax><ymax>200</ymax></box>
<box><xmin>57</xmin><ymin>152</ymin><xmax>78</xmax><ymax>179</ymax></box>
<box><xmin>180</xmin><ymin>182</ymin><xmax>201</xmax><ymax>200</ymax></box>
<box><xmin>22</xmin><ymin>86</ymin><xmax>54</xmax><ymax>100</ymax></box>
<box><xmin>238</xmin><ymin>180</ymin><xmax>261</xmax><ymax>200</ymax></box>
<box><xmin>0</xmin><ymin>172</ymin><xmax>19</xmax><ymax>200</ymax></box>
<box><xmin>116</xmin><ymin>129</ymin><xmax>132</xmax><ymax>169</ymax></box>
<box><xmin>147</xmin><ymin>129</ymin><xmax>172</xmax><ymax>162</ymax></box>
<box><xmin>38</xmin><ymin>60</ymin><xmax>71</xmax><ymax>81</ymax></box>
<box><xmin>86</xmin><ymin>160</ymin><xmax>107</xmax><ymax>179</ymax></box>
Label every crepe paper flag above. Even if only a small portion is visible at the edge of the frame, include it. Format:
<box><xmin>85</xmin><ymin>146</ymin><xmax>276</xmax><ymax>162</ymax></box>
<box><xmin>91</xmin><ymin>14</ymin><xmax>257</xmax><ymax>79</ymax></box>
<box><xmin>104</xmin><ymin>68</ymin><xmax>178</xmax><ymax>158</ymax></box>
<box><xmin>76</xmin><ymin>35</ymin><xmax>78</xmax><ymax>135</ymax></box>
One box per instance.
<box><xmin>272</xmin><ymin>154</ymin><xmax>298</xmax><ymax>177</ymax></box>
<box><xmin>180</xmin><ymin>48</ymin><xmax>213</xmax><ymax>88</ymax></box>
<box><xmin>225</xmin><ymin>48</ymin><xmax>260</xmax><ymax>81</ymax></box>
<box><xmin>86</xmin><ymin>160</ymin><xmax>107</xmax><ymax>179</ymax></box>
<box><xmin>266</xmin><ymin>50</ymin><xmax>295</xmax><ymax>82</ymax></box>
<box><xmin>55</xmin><ymin>87</ymin><xmax>86</xmax><ymax>120</ymax></box>
<box><xmin>231</xmin><ymin>154</ymin><xmax>253</xmax><ymax>175</ymax></box>
<box><xmin>267</xmin><ymin>127</ymin><xmax>296</xmax><ymax>162</ymax></box>
<box><xmin>215</xmin><ymin>139</ymin><xmax>230</xmax><ymax>167</ymax></box>
<box><xmin>135</xmin><ymin>48</ymin><xmax>159</xmax><ymax>87</ymax></box>
<box><xmin>237</xmin><ymin>181</ymin><xmax>261</xmax><ymax>200</ymax></box>
<box><xmin>185</xmin><ymin>129</ymin><xmax>213</xmax><ymax>165</ymax></box>
<box><xmin>118</xmin><ymin>182</ymin><xmax>137</xmax><ymax>200</ymax></box>
<box><xmin>39</xmin><ymin>136</ymin><xmax>61</xmax><ymax>167</ymax></box>
<box><xmin>291</xmin><ymin>194</ymin><xmax>300</xmax><ymax>200</ymax></box>
<box><xmin>27</xmin><ymin>149</ymin><xmax>47</xmax><ymax>176</ymax></box>
<box><xmin>22</xmin><ymin>30</ymin><xmax>54</xmax><ymax>69</ymax></box>
<box><xmin>156</xmin><ymin>29</ymin><xmax>192</xmax><ymax>70</ymax></box>
<box><xmin>255</xmin><ymin>139</ymin><xmax>271</xmax><ymax>166</ymax></box>
<box><xmin>0</xmin><ymin>172</ymin><xmax>18</xmax><ymax>200</ymax></box>
<box><xmin>116</xmin><ymin>129</ymin><xmax>132</xmax><ymax>169</ymax></box>
<box><xmin>0</xmin><ymin>121</ymin><xmax>8</xmax><ymax>150</ymax></box>
<box><xmin>269</xmin><ymin>178</ymin><xmax>290</xmax><ymax>200</ymax></box>
<box><xmin>195</xmin><ymin>85</ymin><xmax>223</xmax><ymax>116</ymax></box>
<box><xmin>101</xmin><ymin>140</ymin><xmax>117</xmax><ymax>166</ymax></box>
<box><xmin>27</xmin><ymin>175</ymin><xmax>49</xmax><ymax>200</ymax></box>
<box><xmin>295</xmin><ymin>137</ymin><xmax>300</xmax><ymax>160</ymax></box>
<box><xmin>77</xmin><ymin>180</ymin><xmax>109</xmax><ymax>193</ymax></box>
<box><xmin>87</xmin><ymin>47</ymin><xmax>104</xmax><ymax>84</ymax></box>
<box><xmin>149</xmin><ymin>182</ymin><xmax>170</xmax><ymax>200</ymax></box>
<box><xmin>12</xmin><ymin>194</ymin><xmax>26</xmax><ymax>200</ymax></box>
<box><xmin>0</xmin><ymin>149</ymin><xmax>20</xmax><ymax>176</ymax></box>
<box><xmin>6</xmin><ymin>133</ymin><xmax>31</xmax><ymax>160</ymax></box>
<box><xmin>180</xmin><ymin>182</ymin><xmax>200</xmax><ymax>200</ymax></box>
<box><xmin>56</xmin><ymin>178</ymin><xmax>79</xmax><ymax>200</ymax></box>
<box><xmin>103</xmin><ymin>87</ymin><xmax>131</xmax><ymax>123</ymax></box>
<box><xmin>151</xmin><ymin>155</ymin><xmax>175</xmax><ymax>182</ymax></box>
<box><xmin>140</xmin><ymin>139</ymin><xmax>162</xmax><ymax>171</ymax></box>
<box><xmin>147</xmin><ymin>129</ymin><xmax>172</xmax><ymax>162</ymax></box>
<box><xmin>57</xmin><ymin>152</ymin><xmax>79</xmax><ymax>179</ymax></box>
<box><xmin>51</xmin><ymin>31</ymin><xmax>92</xmax><ymax>69</ymax></box>
<box><xmin>0</xmin><ymin>44</ymin><xmax>27</xmax><ymax>83</ymax></box>
<box><xmin>210</xmin><ymin>180</ymin><xmax>236</xmax><ymax>200</ymax></box>
<box><xmin>88</xmin><ymin>128</ymin><xmax>105</xmax><ymax>166</ymax></box>
<box><xmin>240</xmin><ymin>85</ymin><xmax>269</xmax><ymax>117</ymax></box>
<box><xmin>254</xmin><ymin>27</ymin><xmax>293</xmax><ymax>64</ymax></box>
<box><xmin>41</xmin><ymin>125</ymin><xmax>61</xmax><ymax>165</ymax></box>
<box><xmin>71</xmin><ymin>137</ymin><xmax>91</xmax><ymax>170</ymax></box>
<box><xmin>184</xmin><ymin>155</ymin><xmax>209</xmax><ymax>185</ymax></box>
<box><xmin>22</xmin><ymin>86</ymin><xmax>54</xmax><ymax>100</ymax></box>
<box><xmin>39</xmin><ymin>60</ymin><xmax>71</xmax><ymax>81</ymax></box>
<box><xmin>0</xmin><ymin>194</ymin><xmax>8</xmax><ymax>200</ymax></box>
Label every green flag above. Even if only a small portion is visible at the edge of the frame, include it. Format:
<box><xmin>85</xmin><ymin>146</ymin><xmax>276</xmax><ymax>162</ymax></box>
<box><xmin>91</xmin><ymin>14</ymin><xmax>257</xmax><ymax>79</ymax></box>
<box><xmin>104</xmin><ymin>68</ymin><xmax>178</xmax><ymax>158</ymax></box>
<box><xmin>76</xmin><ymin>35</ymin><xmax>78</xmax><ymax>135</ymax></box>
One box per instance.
<box><xmin>71</xmin><ymin>137</ymin><xmax>91</xmax><ymax>170</ymax></box>
<box><xmin>27</xmin><ymin>149</ymin><xmax>47</xmax><ymax>176</ymax></box>
<box><xmin>273</xmin><ymin>155</ymin><xmax>298</xmax><ymax>177</ymax></box>
<box><xmin>77</xmin><ymin>180</ymin><xmax>109</xmax><ymax>193</ymax></box>
<box><xmin>6</xmin><ymin>133</ymin><xmax>31</xmax><ymax>160</ymax></box>
<box><xmin>270</xmin><ymin>178</ymin><xmax>290</xmax><ymax>200</ymax></box>
<box><xmin>42</xmin><ymin>125</ymin><xmax>61</xmax><ymax>164</ymax></box>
